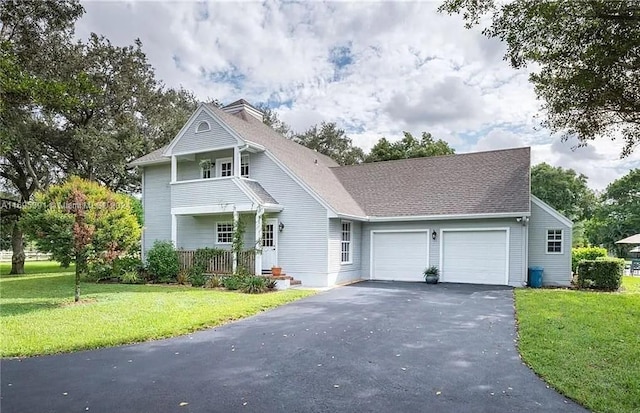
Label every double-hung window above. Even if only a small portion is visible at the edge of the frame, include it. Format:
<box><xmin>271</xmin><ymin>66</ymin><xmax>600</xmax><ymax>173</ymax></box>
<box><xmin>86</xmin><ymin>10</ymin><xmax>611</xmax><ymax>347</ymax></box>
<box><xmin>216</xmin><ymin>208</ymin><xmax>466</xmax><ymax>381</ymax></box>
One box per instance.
<box><xmin>241</xmin><ymin>154</ymin><xmax>250</xmax><ymax>178</ymax></box>
<box><xmin>217</xmin><ymin>223</ymin><xmax>233</xmax><ymax>244</ymax></box>
<box><xmin>217</xmin><ymin>157</ymin><xmax>233</xmax><ymax>177</ymax></box>
<box><xmin>546</xmin><ymin>229</ymin><xmax>563</xmax><ymax>253</ymax></box>
<box><xmin>341</xmin><ymin>221</ymin><xmax>352</xmax><ymax>264</ymax></box>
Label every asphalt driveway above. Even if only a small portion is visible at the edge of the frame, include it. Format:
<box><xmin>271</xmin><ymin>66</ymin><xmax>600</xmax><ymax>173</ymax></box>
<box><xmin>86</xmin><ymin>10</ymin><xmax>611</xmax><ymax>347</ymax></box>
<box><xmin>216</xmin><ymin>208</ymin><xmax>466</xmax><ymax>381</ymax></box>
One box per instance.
<box><xmin>1</xmin><ymin>281</ymin><xmax>586</xmax><ymax>413</ymax></box>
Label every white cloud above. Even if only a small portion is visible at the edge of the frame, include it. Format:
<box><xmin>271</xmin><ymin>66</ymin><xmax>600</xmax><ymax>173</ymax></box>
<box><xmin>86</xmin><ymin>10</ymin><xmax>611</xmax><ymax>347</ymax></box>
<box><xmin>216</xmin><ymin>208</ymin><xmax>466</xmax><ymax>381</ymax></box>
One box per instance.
<box><xmin>75</xmin><ymin>0</ymin><xmax>638</xmax><ymax>190</ymax></box>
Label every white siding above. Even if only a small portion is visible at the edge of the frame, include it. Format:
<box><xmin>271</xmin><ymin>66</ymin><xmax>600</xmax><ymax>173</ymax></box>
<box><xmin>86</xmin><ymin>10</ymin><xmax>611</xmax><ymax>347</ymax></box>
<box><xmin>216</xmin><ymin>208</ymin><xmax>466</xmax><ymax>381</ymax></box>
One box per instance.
<box><xmin>177</xmin><ymin>149</ymin><xmax>234</xmax><ymax>181</ymax></box>
<box><xmin>171</xmin><ymin>178</ymin><xmax>253</xmax><ymax>209</ymax></box>
<box><xmin>172</xmin><ymin>110</ymin><xmax>239</xmax><ymax>154</ymax></box>
<box><xmin>528</xmin><ymin>201</ymin><xmax>572</xmax><ymax>286</ymax></box>
<box><xmin>362</xmin><ymin>218</ymin><xmax>527</xmax><ymax>287</ymax></box>
<box><xmin>328</xmin><ymin>219</ymin><xmax>362</xmax><ymax>285</ymax></box>
<box><xmin>142</xmin><ymin>164</ymin><xmax>172</xmax><ymax>255</ymax></box>
<box><xmin>251</xmin><ymin>152</ymin><xmax>329</xmax><ymax>287</ymax></box>
<box><xmin>176</xmin><ymin>213</ymin><xmax>256</xmax><ymax>251</ymax></box>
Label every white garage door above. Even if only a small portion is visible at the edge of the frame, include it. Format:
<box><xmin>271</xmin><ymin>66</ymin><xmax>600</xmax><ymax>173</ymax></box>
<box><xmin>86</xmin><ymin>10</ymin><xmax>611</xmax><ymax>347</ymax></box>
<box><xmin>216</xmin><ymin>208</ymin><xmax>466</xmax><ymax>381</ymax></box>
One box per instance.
<box><xmin>372</xmin><ymin>231</ymin><xmax>429</xmax><ymax>282</ymax></box>
<box><xmin>441</xmin><ymin>230</ymin><xmax>508</xmax><ymax>285</ymax></box>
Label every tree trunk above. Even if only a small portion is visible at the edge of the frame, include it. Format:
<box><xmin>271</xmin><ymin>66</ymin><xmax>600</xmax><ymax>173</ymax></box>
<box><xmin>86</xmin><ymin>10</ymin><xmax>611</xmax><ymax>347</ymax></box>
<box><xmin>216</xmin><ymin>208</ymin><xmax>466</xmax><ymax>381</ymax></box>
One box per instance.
<box><xmin>9</xmin><ymin>222</ymin><xmax>25</xmax><ymax>275</ymax></box>
<box><xmin>75</xmin><ymin>265</ymin><xmax>80</xmax><ymax>302</ymax></box>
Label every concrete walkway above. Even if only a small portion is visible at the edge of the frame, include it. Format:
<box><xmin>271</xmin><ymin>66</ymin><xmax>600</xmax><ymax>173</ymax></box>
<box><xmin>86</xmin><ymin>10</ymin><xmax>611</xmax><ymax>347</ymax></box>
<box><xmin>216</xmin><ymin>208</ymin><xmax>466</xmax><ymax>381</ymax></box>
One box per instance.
<box><xmin>1</xmin><ymin>281</ymin><xmax>587</xmax><ymax>412</ymax></box>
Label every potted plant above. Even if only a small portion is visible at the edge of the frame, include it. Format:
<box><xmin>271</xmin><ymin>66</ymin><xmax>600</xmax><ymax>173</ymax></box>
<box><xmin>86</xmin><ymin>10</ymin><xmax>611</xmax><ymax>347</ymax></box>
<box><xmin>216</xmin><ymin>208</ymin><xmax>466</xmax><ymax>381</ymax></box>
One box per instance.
<box><xmin>423</xmin><ymin>266</ymin><xmax>439</xmax><ymax>284</ymax></box>
<box><xmin>271</xmin><ymin>266</ymin><xmax>282</xmax><ymax>276</ymax></box>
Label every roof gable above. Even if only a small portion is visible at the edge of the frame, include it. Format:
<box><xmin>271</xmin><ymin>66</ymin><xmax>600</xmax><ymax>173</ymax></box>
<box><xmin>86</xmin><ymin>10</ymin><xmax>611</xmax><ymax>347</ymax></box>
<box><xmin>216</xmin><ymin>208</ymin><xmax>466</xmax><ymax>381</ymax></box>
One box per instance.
<box><xmin>163</xmin><ymin>104</ymin><xmax>245</xmax><ymax>156</ymax></box>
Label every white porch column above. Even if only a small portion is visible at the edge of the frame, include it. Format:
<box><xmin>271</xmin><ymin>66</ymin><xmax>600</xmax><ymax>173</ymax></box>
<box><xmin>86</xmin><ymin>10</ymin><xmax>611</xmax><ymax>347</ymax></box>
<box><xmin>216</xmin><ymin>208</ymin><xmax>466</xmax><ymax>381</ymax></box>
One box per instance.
<box><xmin>232</xmin><ymin>208</ymin><xmax>239</xmax><ymax>273</ymax></box>
<box><xmin>171</xmin><ymin>214</ymin><xmax>177</xmax><ymax>246</ymax></box>
<box><xmin>171</xmin><ymin>155</ymin><xmax>177</xmax><ymax>183</ymax></box>
<box><xmin>254</xmin><ymin>207</ymin><xmax>263</xmax><ymax>276</ymax></box>
<box><xmin>233</xmin><ymin>146</ymin><xmax>241</xmax><ymax>177</ymax></box>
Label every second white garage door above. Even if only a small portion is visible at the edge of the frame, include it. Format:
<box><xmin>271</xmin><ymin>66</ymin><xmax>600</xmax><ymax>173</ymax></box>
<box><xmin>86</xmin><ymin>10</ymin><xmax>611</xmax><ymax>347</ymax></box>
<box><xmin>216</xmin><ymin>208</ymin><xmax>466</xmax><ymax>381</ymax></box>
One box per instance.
<box><xmin>441</xmin><ymin>229</ymin><xmax>509</xmax><ymax>285</ymax></box>
<box><xmin>371</xmin><ymin>231</ymin><xmax>429</xmax><ymax>282</ymax></box>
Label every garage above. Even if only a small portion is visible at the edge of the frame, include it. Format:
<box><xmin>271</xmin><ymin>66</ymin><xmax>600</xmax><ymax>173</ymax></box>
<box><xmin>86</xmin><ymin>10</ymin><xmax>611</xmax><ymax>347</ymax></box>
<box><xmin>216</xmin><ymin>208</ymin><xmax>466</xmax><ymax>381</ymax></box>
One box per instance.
<box><xmin>441</xmin><ymin>229</ymin><xmax>509</xmax><ymax>285</ymax></box>
<box><xmin>371</xmin><ymin>231</ymin><xmax>429</xmax><ymax>282</ymax></box>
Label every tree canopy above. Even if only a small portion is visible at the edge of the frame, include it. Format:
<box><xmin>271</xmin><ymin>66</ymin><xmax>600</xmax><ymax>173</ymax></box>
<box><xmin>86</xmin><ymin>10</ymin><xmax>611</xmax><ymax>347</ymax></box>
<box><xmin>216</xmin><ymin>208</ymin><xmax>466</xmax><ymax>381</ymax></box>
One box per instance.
<box><xmin>293</xmin><ymin>122</ymin><xmax>366</xmax><ymax>166</ymax></box>
<box><xmin>0</xmin><ymin>0</ymin><xmax>196</xmax><ymax>273</ymax></box>
<box><xmin>531</xmin><ymin>163</ymin><xmax>596</xmax><ymax>222</ymax></box>
<box><xmin>439</xmin><ymin>0</ymin><xmax>640</xmax><ymax>156</ymax></box>
<box><xmin>21</xmin><ymin>177</ymin><xmax>141</xmax><ymax>301</ymax></box>
<box><xmin>366</xmin><ymin>132</ymin><xmax>455</xmax><ymax>162</ymax></box>
<box><xmin>586</xmin><ymin>169</ymin><xmax>640</xmax><ymax>255</ymax></box>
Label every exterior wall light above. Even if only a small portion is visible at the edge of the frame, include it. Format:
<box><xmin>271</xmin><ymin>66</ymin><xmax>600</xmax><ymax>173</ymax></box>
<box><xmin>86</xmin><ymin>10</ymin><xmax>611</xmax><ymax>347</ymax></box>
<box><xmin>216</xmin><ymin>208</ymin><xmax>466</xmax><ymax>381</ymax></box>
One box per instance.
<box><xmin>279</xmin><ymin>222</ymin><xmax>285</xmax><ymax>232</ymax></box>
<box><xmin>432</xmin><ymin>230</ymin><xmax>437</xmax><ymax>240</ymax></box>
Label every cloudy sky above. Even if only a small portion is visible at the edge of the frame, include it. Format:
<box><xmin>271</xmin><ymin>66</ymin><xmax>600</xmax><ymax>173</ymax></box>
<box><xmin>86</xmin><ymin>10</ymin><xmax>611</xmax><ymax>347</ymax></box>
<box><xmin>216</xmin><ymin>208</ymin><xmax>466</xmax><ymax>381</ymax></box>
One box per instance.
<box><xmin>75</xmin><ymin>0</ymin><xmax>639</xmax><ymax>190</ymax></box>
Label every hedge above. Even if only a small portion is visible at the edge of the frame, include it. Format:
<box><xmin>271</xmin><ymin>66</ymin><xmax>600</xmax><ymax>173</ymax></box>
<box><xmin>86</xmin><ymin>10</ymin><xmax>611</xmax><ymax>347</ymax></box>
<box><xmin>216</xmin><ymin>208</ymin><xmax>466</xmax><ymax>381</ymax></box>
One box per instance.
<box><xmin>572</xmin><ymin>246</ymin><xmax>607</xmax><ymax>272</ymax></box>
<box><xmin>576</xmin><ymin>259</ymin><xmax>625</xmax><ymax>291</ymax></box>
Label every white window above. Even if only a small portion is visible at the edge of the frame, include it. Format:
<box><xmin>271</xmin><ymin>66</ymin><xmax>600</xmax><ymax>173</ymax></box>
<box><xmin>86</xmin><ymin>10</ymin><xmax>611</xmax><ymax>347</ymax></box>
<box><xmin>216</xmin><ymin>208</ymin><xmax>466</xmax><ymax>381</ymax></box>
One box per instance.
<box><xmin>196</xmin><ymin>121</ymin><xmax>210</xmax><ymax>133</ymax></box>
<box><xmin>217</xmin><ymin>222</ymin><xmax>233</xmax><ymax>244</ymax></box>
<box><xmin>546</xmin><ymin>229</ymin><xmax>563</xmax><ymax>254</ymax></box>
<box><xmin>200</xmin><ymin>159</ymin><xmax>212</xmax><ymax>179</ymax></box>
<box><xmin>241</xmin><ymin>154</ymin><xmax>250</xmax><ymax>178</ymax></box>
<box><xmin>216</xmin><ymin>157</ymin><xmax>233</xmax><ymax>177</ymax></box>
<box><xmin>341</xmin><ymin>221</ymin><xmax>352</xmax><ymax>264</ymax></box>
<box><xmin>262</xmin><ymin>223</ymin><xmax>274</xmax><ymax>247</ymax></box>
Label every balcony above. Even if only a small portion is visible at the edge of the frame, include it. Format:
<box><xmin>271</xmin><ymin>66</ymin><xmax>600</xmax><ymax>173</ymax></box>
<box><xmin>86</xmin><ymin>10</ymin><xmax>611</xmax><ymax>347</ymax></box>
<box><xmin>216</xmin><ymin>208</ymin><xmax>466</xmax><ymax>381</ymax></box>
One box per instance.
<box><xmin>170</xmin><ymin>177</ymin><xmax>255</xmax><ymax>212</ymax></box>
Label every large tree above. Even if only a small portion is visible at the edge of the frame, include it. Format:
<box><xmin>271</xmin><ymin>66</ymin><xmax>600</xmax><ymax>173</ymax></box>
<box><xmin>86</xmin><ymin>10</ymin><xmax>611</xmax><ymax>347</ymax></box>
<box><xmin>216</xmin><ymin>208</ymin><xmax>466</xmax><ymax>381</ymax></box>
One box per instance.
<box><xmin>293</xmin><ymin>122</ymin><xmax>365</xmax><ymax>165</ymax></box>
<box><xmin>366</xmin><ymin>131</ymin><xmax>455</xmax><ymax>162</ymax></box>
<box><xmin>1</xmin><ymin>0</ymin><xmax>196</xmax><ymax>273</ymax></box>
<box><xmin>0</xmin><ymin>0</ymin><xmax>84</xmax><ymax>274</ymax></box>
<box><xmin>586</xmin><ymin>169</ymin><xmax>640</xmax><ymax>255</ymax></box>
<box><xmin>439</xmin><ymin>0</ymin><xmax>640</xmax><ymax>156</ymax></box>
<box><xmin>531</xmin><ymin>163</ymin><xmax>596</xmax><ymax>222</ymax></box>
<box><xmin>21</xmin><ymin>177</ymin><xmax>141</xmax><ymax>301</ymax></box>
<box><xmin>49</xmin><ymin>34</ymin><xmax>197</xmax><ymax>192</ymax></box>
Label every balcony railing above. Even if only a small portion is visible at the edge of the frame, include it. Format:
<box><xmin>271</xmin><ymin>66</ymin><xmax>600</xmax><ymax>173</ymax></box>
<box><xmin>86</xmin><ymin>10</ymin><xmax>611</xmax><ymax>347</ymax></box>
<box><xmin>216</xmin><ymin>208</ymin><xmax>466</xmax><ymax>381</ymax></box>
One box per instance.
<box><xmin>177</xmin><ymin>249</ymin><xmax>255</xmax><ymax>274</ymax></box>
<box><xmin>171</xmin><ymin>177</ymin><xmax>252</xmax><ymax>209</ymax></box>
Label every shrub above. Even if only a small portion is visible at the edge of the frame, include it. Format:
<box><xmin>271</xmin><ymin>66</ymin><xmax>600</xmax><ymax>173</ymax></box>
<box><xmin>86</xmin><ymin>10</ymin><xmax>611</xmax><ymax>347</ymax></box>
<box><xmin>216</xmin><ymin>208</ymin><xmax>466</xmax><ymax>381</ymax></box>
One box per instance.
<box><xmin>242</xmin><ymin>276</ymin><xmax>267</xmax><ymax>294</ymax></box>
<box><xmin>113</xmin><ymin>256</ymin><xmax>143</xmax><ymax>277</ymax></box>
<box><xmin>188</xmin><ymin>267</ymin><xmax>206</xmax><ymax>287</ymax></box>
<box><xmin>146</xmin><ymin>241</ymin><xmax>179</xmax><ymax>283</ymax></box>
<box><xmin>576</xmin><ymin>259</ymin><xmax>624</xmax><ymax>291</ymax></box>
<box><xmin>265</xmin><ymin>278</ymin><xmax>278</xmax><ymax>290</ymax></box>
<box><xmin>205</xmin><ymin>275</ymin><xmax>223</xmax><ymax>288</ymax></box>
<box><xmin>120</xmin><ymin>271</ymin><xmax>140</xmax><ymax>284</ymax></box>
<box><xmin>176</xmin><ymin>270</ymin><xmax>189</xmax><ymax>285</ymax></box>
<box><xmin>222</xmin><ymin>275</ymin><xmax>244</xmax><ymax>291</ymax></box>
<box><xmin>85</xmin><ymin>261</ymin><xmax>113</xmax><ymax>282</ymax></box>
<box><xmin>572</xmin><ymin>247</ymin><xmax>607</xmax><ymax>272</ymax></box>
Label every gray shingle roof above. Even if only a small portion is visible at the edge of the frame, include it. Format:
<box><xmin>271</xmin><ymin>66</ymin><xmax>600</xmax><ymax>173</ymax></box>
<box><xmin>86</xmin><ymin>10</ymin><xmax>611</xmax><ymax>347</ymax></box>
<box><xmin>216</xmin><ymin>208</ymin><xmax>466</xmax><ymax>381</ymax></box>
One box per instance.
<box><xmin>241</xmin><ymin>180</ymin><xmax>279</xmax><ymax>205</ymax></box>
<box><xmin>332</xmin><ymin>148</ymin><xmax>531</xmax><ymax>217</ymax></box>
<box><xmin>206</xmin><ymin>104</ymin><xmax>367</xmax><ymax>217</ymax></box>
<box><xmin>131</xmin><ymin>101</ymin><xmax>531</xmax><ymax>218</ymax></box>
<box><xmin>129</xmin><ymin>146</ymin><xmax>167</xmax><ymax>166</ymax></box>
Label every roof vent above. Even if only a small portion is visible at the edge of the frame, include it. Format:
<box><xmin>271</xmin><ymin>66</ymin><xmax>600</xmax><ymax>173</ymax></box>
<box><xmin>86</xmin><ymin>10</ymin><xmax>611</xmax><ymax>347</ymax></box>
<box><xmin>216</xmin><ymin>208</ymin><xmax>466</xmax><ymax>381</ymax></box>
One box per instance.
<box><xmin>222</xmin><ymin>99</ymin><xmax>263</xmax><ymax>122</ymax></box>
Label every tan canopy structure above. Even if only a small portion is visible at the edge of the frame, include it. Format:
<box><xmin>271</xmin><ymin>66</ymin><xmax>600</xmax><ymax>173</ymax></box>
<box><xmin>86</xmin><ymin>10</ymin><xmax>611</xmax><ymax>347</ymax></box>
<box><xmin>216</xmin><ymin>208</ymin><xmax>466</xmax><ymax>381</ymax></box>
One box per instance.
<box><xmin>615</xmin><ymin>234</ymin><xmax>640</xmax><ymax>244</ymax></box>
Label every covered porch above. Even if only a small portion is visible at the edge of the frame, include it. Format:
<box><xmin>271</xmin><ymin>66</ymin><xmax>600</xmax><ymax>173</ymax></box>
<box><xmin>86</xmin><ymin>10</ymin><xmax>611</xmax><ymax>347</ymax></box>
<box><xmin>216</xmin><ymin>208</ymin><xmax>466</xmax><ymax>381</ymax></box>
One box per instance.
<box><xmin>171</xmin><ymin>202</ymin><xmax>283</xmax><ymax>275</ymax></box>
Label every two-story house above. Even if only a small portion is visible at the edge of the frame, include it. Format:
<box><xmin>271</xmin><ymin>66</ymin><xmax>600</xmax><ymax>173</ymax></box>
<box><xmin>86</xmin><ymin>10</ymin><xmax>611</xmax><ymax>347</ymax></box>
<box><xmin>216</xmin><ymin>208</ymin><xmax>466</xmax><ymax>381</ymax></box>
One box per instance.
<box><xmin>131</xmin><ymin>99</ymin><xmax>572</xmax><ymax>287</ymax></box>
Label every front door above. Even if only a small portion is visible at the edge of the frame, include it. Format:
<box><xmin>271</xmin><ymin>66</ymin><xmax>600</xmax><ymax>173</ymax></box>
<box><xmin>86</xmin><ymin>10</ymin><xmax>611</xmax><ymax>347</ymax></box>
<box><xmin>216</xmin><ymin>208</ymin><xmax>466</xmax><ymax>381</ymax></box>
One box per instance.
<box><xmin>261</xmin><ymin>218</ymin><xmax>278</xmax><ymax>270</ymax></box>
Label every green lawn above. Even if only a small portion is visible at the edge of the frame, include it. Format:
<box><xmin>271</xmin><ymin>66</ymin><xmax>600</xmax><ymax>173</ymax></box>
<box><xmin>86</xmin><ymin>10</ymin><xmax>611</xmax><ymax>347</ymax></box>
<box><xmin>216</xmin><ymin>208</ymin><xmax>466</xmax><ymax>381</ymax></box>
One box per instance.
<box><xmin>0</xmin><ymin>260</ymin><xmax>76</xmax><ymax>276</ymax></box>
<box><xmin>0</xmin><ymin>262</ymin><xmax>314</xmax><ymax>358</ymax></box>
<box><xmin>515</xmin><ymin>276</ymin><xmax>640</xmax><ymax>413</ymax></box>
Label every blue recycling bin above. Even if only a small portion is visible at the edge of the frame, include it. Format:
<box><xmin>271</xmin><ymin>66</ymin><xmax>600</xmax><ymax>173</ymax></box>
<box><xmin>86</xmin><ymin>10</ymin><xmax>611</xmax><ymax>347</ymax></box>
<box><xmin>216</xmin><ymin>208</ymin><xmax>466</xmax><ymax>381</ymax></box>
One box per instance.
<box><xmin>528</xmin><ymin>266</ymin><xmax>544</xmax><ymax>288</ymax></box>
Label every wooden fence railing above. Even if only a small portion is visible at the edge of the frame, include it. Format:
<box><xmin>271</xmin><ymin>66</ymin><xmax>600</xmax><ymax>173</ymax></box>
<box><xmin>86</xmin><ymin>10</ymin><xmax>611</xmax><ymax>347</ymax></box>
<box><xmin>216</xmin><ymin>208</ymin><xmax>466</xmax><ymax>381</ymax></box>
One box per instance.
<box><xmin>177</xmin><ymin>250</ymin><xmax>255</xmax><ymax>274</ymax></box>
